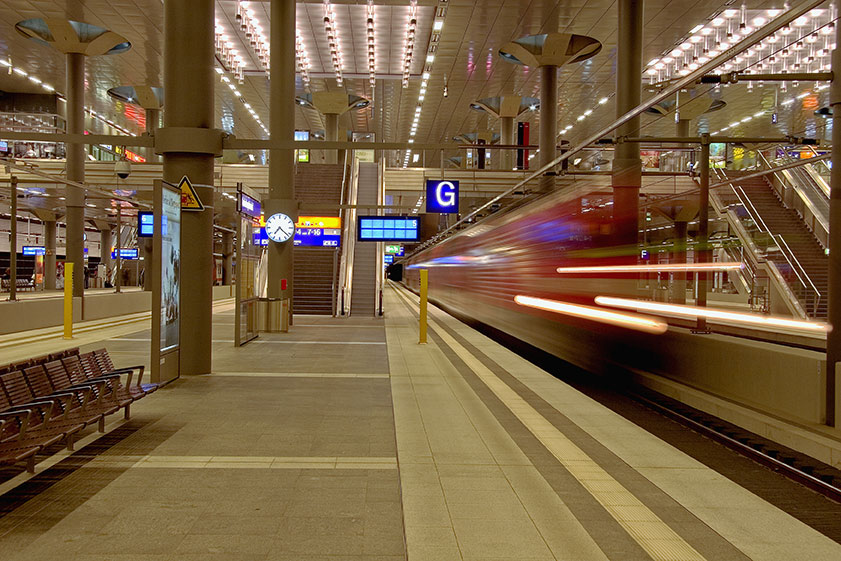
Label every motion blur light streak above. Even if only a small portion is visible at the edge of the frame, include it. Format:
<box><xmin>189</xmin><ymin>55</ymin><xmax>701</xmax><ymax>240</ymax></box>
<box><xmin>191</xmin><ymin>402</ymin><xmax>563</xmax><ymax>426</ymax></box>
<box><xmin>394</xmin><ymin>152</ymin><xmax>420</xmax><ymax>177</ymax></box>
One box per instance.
<box><xmin>556</xmin><ymin>263</ymin><xmax>744</xmax><ymax>274</ymax></box>
<box><xmin>514</xmin><ymin>295</ymin><xmax>668</xmax><ymax>335</ymax></box>
<box><xmin>594</xmin><ymin>297</ymin><xmax>831</xmax><ymax>333</ymax></box>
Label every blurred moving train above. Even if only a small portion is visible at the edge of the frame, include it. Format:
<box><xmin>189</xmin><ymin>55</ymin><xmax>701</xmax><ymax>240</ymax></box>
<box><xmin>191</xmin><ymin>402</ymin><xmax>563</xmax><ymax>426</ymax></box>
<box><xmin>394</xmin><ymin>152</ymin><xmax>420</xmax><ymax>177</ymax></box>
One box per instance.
<box><xmin>399</xmin><ymin>182</ymin><xmax>831</xmax><ymax>427</ymax></box>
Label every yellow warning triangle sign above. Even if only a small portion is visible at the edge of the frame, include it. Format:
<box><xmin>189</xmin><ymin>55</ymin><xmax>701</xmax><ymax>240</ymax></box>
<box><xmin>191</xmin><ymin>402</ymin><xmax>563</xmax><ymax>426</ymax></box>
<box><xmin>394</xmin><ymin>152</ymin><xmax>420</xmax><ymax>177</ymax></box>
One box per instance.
<box><xmin>179</xmin><ymin>176</ymin><xmax>204</xmax><ymax>211</ymax></box>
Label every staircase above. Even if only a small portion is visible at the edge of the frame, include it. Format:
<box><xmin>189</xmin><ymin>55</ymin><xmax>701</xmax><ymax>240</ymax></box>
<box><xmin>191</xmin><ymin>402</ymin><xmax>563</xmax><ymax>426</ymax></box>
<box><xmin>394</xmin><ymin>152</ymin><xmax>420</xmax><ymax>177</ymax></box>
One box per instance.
<box><xmin>292</xmin><ymin>163</ymin><xmax>345</xmax><ymax>315</ymax></box>
<box><xmin>293</xmin><ymin>248</ymin><xmax>337</xmax><ymax>315</ymax></box>
<box><xmin>728</xmin><ymin>172</ymin><xmax>827</xmax><ymax>317</ymax></box>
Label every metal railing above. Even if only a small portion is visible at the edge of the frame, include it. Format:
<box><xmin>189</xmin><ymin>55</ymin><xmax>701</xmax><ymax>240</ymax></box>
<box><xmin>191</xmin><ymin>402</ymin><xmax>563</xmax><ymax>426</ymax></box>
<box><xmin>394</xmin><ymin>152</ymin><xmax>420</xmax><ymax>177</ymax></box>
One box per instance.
<box><xmin>713</xmin><ymin>167</ymin><xmax>822</xmax><ymax>317</ymax></box>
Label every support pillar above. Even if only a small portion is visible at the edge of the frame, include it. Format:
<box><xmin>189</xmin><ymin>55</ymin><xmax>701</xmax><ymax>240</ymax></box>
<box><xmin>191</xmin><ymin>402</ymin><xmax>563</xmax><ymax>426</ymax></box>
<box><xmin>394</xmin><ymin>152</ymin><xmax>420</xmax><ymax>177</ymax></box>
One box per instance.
<box><xmin>145</xmin><ymin>108</ymin><xmax>160</xmax><ymax>162</ymax></box>
<box><xmin>8</xmin><ymin>177</ymin><xmax>17</xmax><ymax>301</ymax></box>
<box><xmin>324</xmin><ymin>112</ymin><xmax>339</xmax><ymax>164</ymax></box>
<box><xmin>99</xmin><ymin>227</ymin><xmax>111</xmax><ymax>288</ymax></box>
<box><xmin>65</xmin><ymin>52</ymin><xmax>86</xmax><ymax>298</ymax></box>
<box><xmin>612</xmin><ymin>0</ymin><xmax>643</xmax><ymax>247</ymax></box>
<box><xmin>670</xmin><ymin>221</ymin><xmax>687</xmax><ymax>304</ymax></box>
<box><xmin>825</xmin><ymin>22</ymin><xmax>841</xmax><ymax>426</ymax></box>
<box><xmin>45</xmin><ymin>220</ymin><xmax>57</xmax><ymax>290</ymax></box>
<box><xmin>115</xmin><ymin>206</ymin><xmax>122</xmax><ymax>292</ymax></box>
<box><xmin>500</xmin><ymin>116</ymin><xmax>516</xmax><ymax>170</ymax></box>
<box><xmin>162</xmin><ymin>0</ymin><xmax>216</xmax><ymax>375</ymax></box>
<box><xmin>538</xmin><ymin>64</ymin><xmax>558</xmax><ymax>193</ymax></box>
<box><xmin>265</xmin><ymin>0</ymin><xmax>297</xmax><ymax>329</ymax></box>
<box><xmin>696</xmin><ymin>141</ymin><xmax>711</xmax><ymax>331</ymax></box>
<box><xmin>222</xmin><ymin>231</ymin><xmax>233</xmax><ymax>285</ymax></box>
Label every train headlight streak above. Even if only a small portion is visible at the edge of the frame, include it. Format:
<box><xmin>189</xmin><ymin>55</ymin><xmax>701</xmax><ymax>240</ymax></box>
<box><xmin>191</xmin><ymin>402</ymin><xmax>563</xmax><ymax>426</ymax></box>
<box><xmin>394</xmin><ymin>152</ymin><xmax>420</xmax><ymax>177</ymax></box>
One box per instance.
<box><xmin>594</xmin><ymin>297</ymin><xmax>831</xmax><ymax>333</ymax></box>
<box><xmin>556</xmin><ymin>263</ymin><xmax>744</xmax><ymax>274</ymax></box>
<box><xmin>514</xmin><ymin>295</ymin><xmax>668</xmax><ymax>335</ymax></box>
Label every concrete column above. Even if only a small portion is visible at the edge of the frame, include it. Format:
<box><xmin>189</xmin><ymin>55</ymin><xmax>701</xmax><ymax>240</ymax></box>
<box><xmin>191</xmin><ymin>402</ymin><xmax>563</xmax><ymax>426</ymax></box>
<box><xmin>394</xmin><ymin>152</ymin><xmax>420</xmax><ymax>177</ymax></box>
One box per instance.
<box><xmin>44</xmin><ymin>220</ymin><xmax>57</xmax><ymax>290</ymax></box>
<box><xmin>612</xmin><ymin>0</ymin><xmax>643</xmax><ymax>247</ymax></box>
<box><xmin>324</xmin><ymin>112</ymin><xmax>339</xmax><ymax>164</ymax></box>
<box><xmin>266</xmin><ymin>0</ymin><xmax>296</xmax><ymax>307</ymax></box>
<box><xmin>538</xmin><ymin>64</ymin><xmax>558</xmax><ymax>192</ymax></box>
<box><xmin>222</xmin><ymin>231</ymin><xmax>233</xmax><ymax>285</ymax></box>
<box><xmin>141</xmin><ymin>238</ymin><xmax>152</xmax><ymax>291</ymax></box>
<box><xmin>115</xmin><ymin>206</ymin><xmax>122</xmax><ymax>292</ymax></box>
<box><xmin>65</xmin><ymin>52</ymin><xmax>86</xmax><ymax>297</ymax></box>
<box><xmin>145</xmin><ymin>108</ymin><xmax>160</xmax><ymax>162</ymax></box>
<box><xmin>670</xmin><ymin>221</ymin><xmax>687</xmax><ymax>304</ymax></box>
<box><xmin>500</xmin><ymin>116</ymin><xmax>516</xmax><ymax>170</ymax></box>
<box><xmin>696</xmin><ymin>141</ymin><xmax>710</xmax><ymax>333</ymax></box>
<box><xmin>827</xmin><ymin>23</ymin><xmax>841</xmax><ymax>426</ymax></box>
<box><xmin>163</xmin><ymin>0</ymin><xmax>216</xmax><ymax>375</ymax></box>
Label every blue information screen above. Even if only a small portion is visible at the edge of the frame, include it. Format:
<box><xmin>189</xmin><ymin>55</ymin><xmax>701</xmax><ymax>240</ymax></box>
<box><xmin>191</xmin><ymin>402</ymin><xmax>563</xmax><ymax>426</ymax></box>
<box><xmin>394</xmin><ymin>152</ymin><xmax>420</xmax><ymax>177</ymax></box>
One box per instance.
<box><xmin>425</xmin><ymin>179</ymin><xmax>460</xmax><ymax>214</ymax></box>
<box><xmin>384</xmin><ymin>255</ymin><xmax>394</xmax><ymax>264</ymax></box>
<box><xmin>358</xmin><ymin>216</ymin><xmax>420</xmax><ymax>242</ymax></box>
<box><xmin>138</xmin><ymin>211</ymin><xmax>154</xmax><ymax>237</ymax></box>
<box><xmin>111</xmin><ymin>248</ymin><xmax>139</xmax><ymax>260</ymax></box>
<box><xmin>22</xmin><ymin>246</ymin><xmax>46</xmax><ymax>256</ymax></box>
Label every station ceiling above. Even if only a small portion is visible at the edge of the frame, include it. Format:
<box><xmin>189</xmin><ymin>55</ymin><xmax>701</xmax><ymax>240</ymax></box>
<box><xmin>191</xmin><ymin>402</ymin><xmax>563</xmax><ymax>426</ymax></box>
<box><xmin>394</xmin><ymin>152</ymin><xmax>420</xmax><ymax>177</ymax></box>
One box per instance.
<box><xmin>0</xmin><ymin>0</ymin><xmax>834</xmax><ymax>166</ymax></box>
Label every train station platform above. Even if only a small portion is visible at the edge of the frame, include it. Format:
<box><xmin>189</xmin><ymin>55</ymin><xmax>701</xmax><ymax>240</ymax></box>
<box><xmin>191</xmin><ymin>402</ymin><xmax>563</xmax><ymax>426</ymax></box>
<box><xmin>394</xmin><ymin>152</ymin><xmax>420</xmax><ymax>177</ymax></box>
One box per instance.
<box><xmin>1</xmin><ymin>286</ymin><xmax>840</xmax><ymax>560</ymax></box>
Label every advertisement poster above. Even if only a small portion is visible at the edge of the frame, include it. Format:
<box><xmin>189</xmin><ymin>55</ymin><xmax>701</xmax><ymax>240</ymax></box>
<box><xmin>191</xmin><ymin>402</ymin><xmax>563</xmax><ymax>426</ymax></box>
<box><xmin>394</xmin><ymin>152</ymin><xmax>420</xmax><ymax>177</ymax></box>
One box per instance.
<box><xmin>161</xmin><ymin>186</ymin><xmax>181</xmax><ymax>353</ymax></box>
<box><xmin>640</xmin><ymin>150</ymin><xmax>660</xmax><ymax>170</ymax></box>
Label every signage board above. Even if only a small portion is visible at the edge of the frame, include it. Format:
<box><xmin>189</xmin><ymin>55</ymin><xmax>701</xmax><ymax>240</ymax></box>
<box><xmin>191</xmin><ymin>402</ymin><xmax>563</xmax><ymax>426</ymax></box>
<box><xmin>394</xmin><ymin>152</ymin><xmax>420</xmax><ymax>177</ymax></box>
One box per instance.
<box><xmin>358</xmin><ymin>216</ymin><xmax>420</xmax><ymax>242</ymax></box>
<box><xmin>425</xmin><ymin>179</ymin><xmax>460</xmax><ymax>213</ymax></box>
<box><xmin>22</xmin><ymin>246</ymin><xmax>46</xmax><ymax>256</ymax></box>
<box><xmin>295</xmin><ymin>130</ymin><xmax>310</xmax><ymax>163</ymax></box>
<box><xmin>111</xmin><ymin>248</ymin><xmax>139</xmax><ymax>260</ymax></box>
<box><xmin>138</xmin><ymin>211</ymin><xmax>154</xmax><ymax>237</ymax></box>
<box><xmin>385</xmin><ymin>244</ymin><xmax>404</xmax><ymax>256</ymax></box>
<box><xmin>237</xmin><ymin>192</ymin><xmax>261</xmax><ymax>219</ymax></box>
<box><xmin>254</xmin><ymin>216</ymin><xmax>343</xmax><ymax>247</ymax></box>
<box><xmin>294</xmin><ymin>216</ymin><xmax>341</xmax><ymax>247</ymax></box>
<box><xmin>384</xmin><ymin>255</ymin><xmax>394</xmax><ymax>264</ymax></box>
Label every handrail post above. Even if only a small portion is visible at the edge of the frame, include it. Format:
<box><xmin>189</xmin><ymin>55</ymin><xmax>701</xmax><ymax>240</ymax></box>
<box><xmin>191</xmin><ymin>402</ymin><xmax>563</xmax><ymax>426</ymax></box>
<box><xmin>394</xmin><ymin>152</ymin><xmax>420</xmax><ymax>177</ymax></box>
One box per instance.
<box><xmin>695</xmin><ymin>140</ymin><xmax>711</xmax><ymax>333</ymax></box>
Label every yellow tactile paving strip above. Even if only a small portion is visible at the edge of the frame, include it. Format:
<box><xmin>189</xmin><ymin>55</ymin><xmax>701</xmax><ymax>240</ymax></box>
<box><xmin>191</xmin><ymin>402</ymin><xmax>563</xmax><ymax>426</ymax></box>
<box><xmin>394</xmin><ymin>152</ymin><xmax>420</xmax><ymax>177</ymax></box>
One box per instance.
<box><xmin>395</xmin><ymin>286</ymin><xmax>707</xmax><ymax>561</ymax></box>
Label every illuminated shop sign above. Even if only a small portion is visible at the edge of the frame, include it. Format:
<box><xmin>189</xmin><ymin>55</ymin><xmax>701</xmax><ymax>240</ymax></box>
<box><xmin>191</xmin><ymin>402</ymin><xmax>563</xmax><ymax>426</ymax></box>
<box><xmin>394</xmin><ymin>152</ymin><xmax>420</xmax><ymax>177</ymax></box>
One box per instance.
<box><xmin>425</xmin><ymin>179</ymin><xmax>459</xmax><ymax>214</ymax></box>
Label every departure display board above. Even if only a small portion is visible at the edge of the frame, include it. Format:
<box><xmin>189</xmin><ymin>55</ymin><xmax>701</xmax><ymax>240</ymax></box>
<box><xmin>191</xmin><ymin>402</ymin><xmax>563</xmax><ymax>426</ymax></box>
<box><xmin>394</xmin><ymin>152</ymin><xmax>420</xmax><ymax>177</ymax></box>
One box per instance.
<box><xmin>138</xmin><ymin>211</ymin><xmax>154</xmax><ymax>237</ymax></box>
<box><xmin>111</xmin><ymin>248</ymin><xmax>139</xmax><ymax>260</ymax></box>
<box><xmin>357</xmin><ymin>216</ymin><xmax>419</xmax><ymax>242</ymax></box>
<box><xmin>294</xmin><ymin>216</ymin><xmax>342</xmax><ymax>247</ymax></box>
<box><xmin>22</xmin><ymin>246</ymin><xmax>46</xmax><ymax>256</ymax></box>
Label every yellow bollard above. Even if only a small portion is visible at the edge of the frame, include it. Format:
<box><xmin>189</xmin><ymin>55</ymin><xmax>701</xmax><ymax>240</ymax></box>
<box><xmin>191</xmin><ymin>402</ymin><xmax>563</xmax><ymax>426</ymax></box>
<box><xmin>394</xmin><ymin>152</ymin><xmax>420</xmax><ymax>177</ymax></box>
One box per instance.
<box><xmin>63</xmin><ymin>262</ymin><xmax>73</xmax><ymax>339</ymax></box>
<box><xmin>419</xmin><ymin>269</ymin><xmax>428</xmax><ymax>344</ymax></box>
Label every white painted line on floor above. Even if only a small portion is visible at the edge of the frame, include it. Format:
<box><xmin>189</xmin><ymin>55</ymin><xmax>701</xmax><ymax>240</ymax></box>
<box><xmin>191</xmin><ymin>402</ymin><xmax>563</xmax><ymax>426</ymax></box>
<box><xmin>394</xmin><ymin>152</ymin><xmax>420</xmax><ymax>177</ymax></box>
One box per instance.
<box><xmin>207</xmin><ymin>371</ymin><xmax>389</xmax><ymax>378</ymax></box>
<box><xmin>80</xmin><ymin>455</ymin><xmax>397</xmax><ymax>469</ymax></box>
<box><xmin>108</xmin><ymin>338</ymin><xmax>385</xmax><ymax>345</ymax></box>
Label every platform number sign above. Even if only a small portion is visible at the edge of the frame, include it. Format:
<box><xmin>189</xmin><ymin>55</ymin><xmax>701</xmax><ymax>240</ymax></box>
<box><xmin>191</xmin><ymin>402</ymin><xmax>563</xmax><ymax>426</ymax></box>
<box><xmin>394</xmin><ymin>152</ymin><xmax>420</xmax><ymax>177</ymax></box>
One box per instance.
<box><xmin>425</xmin><ymin>179</ymin><xmax>459</xmax><ymax>214</ymax></box>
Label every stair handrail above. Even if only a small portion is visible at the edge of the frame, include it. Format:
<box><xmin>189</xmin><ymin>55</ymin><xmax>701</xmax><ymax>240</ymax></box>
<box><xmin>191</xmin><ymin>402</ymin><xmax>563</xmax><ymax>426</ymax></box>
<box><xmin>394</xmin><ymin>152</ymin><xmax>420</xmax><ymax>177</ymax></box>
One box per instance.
<box><xmin>718</xmin><ymin>169</ymin><xmax>821</xmax><ymax>315</ymax></box>
<box><xmin>711</xmin><ymin>168</ymin><xmax>810</xmax><ymax>318</ymax></box>
<box><xmin>339</xmin><ymin>154</ymin><xmax>360</xmax><ymax>316</ymax></box>
<box><xmin>757</xmin><ymin>150</ymin><xmax>829</xmax><ymax>232</ymax></box>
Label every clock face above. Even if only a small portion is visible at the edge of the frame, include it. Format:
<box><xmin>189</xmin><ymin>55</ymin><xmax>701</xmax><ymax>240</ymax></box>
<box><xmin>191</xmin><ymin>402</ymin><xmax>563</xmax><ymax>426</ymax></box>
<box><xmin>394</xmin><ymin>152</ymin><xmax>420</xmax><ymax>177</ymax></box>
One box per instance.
<box><xmin>265</xmin><ymin>213</ymin><xmax>295</xmax><ymax>243</ymax></box>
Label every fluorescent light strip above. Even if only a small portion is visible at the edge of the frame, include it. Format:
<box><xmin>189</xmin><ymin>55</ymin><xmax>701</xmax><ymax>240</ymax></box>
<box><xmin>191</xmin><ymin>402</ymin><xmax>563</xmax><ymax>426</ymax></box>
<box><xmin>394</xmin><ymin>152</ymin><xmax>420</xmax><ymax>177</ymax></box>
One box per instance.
<box><xmin>593</xmin><ymin>296</ymin><xmax>830</xmax><ymax>333</ymax></box>
<box><xmin>514</xmin><ymin>295</ymin><xmax>668</xmax><ymax>335</ymax></box>
<box><xmin>556</xmin><ymin>262</ymin><xmax>744</xmax><ymax>274</ymax></box>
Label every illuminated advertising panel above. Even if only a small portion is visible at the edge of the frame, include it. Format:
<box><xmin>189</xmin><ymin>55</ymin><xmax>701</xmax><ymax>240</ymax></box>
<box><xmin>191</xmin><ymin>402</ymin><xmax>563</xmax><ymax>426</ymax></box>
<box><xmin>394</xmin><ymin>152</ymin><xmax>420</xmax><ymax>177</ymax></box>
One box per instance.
<box><xmin>358</xmin><ymin>216</ymin><xmax>419</xmax><ymax>242</ymax></box>
<box><xmin>425</xmin><ymin>179</ymin><xmax>459</xmax><ymax>214</ymax></box>
<box><xmin>160</xmin><ymin>186</ymin><xmax>181</xmax><ymax>353</ymax></box>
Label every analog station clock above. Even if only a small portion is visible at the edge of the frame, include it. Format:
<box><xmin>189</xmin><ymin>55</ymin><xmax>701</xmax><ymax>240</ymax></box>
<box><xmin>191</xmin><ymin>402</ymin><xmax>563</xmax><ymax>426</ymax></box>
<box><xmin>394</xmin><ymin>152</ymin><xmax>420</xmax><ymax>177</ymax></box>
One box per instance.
<box><xmin>265</xmin><ymin>212</ymin><xmax>295</xmax><ymax>243</ymax></box>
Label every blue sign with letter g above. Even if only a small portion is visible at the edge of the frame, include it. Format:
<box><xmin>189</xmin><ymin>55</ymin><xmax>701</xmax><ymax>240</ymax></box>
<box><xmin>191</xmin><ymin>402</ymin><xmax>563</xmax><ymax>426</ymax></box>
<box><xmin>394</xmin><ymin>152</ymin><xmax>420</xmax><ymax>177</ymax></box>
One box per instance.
<box><xmin>425</xmin><ymin>179</ymin><xmax>460</xmax><ymax>214</ymax></box>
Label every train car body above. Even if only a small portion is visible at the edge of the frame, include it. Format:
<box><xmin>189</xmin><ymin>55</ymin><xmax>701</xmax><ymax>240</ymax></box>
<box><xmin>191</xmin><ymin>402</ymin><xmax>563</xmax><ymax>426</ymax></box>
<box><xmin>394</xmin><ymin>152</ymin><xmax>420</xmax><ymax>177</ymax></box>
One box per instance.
<box><xmin>401</xmin><ymin>185</ymin><xmax>827</xmax><ymax>426</ymax></box>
